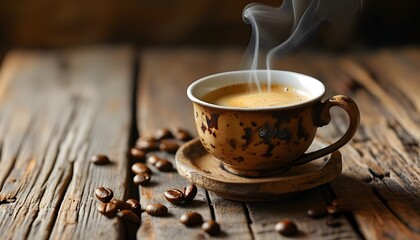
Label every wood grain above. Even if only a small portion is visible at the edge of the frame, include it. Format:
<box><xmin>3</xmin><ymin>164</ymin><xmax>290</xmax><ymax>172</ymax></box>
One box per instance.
<box><xmin>137</xmin><ymin>49</ymin><xmax>254</xmax><ymax>239</ymax></box>
<box><xmin>270</xmin><ymin>49</ymin><xmax>420</xmax><ymax>239</ymax></box>
<box><xmin>0</xmin><ymin>46</ymin><xmax>134</xmax><ymax>239</ymax></box>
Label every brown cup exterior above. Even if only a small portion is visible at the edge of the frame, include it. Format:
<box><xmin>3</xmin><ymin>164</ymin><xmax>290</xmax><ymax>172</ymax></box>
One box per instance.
<box><xmin>193</xmin><ymin>101</ymin><xmax>319</xmax><ymax>177</ymax></box>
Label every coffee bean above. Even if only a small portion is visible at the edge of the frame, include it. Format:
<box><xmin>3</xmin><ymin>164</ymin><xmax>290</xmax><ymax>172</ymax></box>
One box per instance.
<box><xmin>133</xmin><ymin>173</ymin><xmax>151</xmax><ymax>186</ymax></box>
<box><xmin>326</xmin><ymin>205</ymin><xmax>340</xmax><ymax>217</ymax></box>
<box><xmin>90</xmin><ymin>154</ymin><xmax>110</xmax><ymax>165</ymax></box>
<box><xmin>135</xmin><ymin>137</ymin><xmax>158</xmax><ymax>151</ymax></box>
<box><xmin>126</xmin><ymin>199</ymin><xmax>141</xmax><ymax>215</ymax></box>
<box><xmin>145</xmin><ymin>203</ymin><xmax>168</xmax><ymax>216</ymax></box>
<box><xmin>331</xmin><ymin>199</ymin><xmax>354</xmax><ymax>212</ymax></box>
<box><xmin>95</xmin><ymin>187</ymin><xmax>113</xmax><ymax>203</ymax></box>
<box><xmin>180</xmin><ymin>212</ymin><xmax>203</xmax><ymax>227</ymax></box>
<box><xmin>307</xmin><ymin>205</ymin><xmax>327</xmax><ymax>218</ymax></box>
<box><xmin>117</xmin><ymin>210</ymin><xmax>140</xmax><ymax>223</ymax></box>
<box><xmin>158</xmin><ymin>140</ymin><xmax>179</xmax><ymax>153</ymax></box>
<box><xmin>155</xmin><ymin>128</ymin><xmax>173</xmax><ymax>140</ymax></box>
<box><xmin>132</xmin><ymin>162</ymin><xmax>152</xmax><ymax>175</ymax></box>
<box><xmin>202</xmin><ymin>220</ymin><xmax>220</xmax><ymax>235</ymax></box>
<box><xmin>164</xmin><ymin>189</ymin><xmax>184</xmax><ymax>204</ymax></box>
<box><xmin>111</xmin><ymin>199</ymin><xmax>132</xmax><ymax>211</ymax></box>
<box><xmin>130</xmin><ymin>148</ymin><xmax>146</xmax><ymax>162</ymax></box>
<box><xmin>275</xmin><ymin>220</ymin><xmax>298</xmax><ymax>236</ymax></box>
<box><xmin>97</xmin><ymin>202</ymin><xmax>118</xmax><ymax>218</ymax></box>
<box><xmin>175</xmin><ymin>128</ymin><xmax>192</xmax><ymax>141</ymax></box>
<box><xmin>183</xmin><ymin>184</ymin><xmax>198</xmax><ymax>202</ymax></box>
<box><xmin>147</xmin><ymin>155</ymin><xmax>162</xmax><ymax>166</ymax></box>
<box><xmin>155</xmin><ymin>159</ymin><xmax>173</xmax><ymax>172</ymax></box>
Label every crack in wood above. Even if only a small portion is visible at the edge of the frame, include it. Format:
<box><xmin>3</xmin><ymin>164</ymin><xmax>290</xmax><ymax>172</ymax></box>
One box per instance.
<box><xmin>242</xmin><ymin>203</ymin><xmax>255</xmax><ymax>240</ymax></box>
<box><xmin>124</xmin><ymin>51</ymin><xmax>140</xmax><ymax>240</ymax></box>
<box><xmin>47</xmin><ymin>157</ymin><xmax>74</xmax><ymax>239</ymax></box>
<box><xmin>205</xmin><ymin>190</ymin><xmax>216</xmax><ymax>221</ymax></box>
<box><xmin>39</xmin><ymin>102</ymin><xmax>89</xmax><ymax>237</ymax></box>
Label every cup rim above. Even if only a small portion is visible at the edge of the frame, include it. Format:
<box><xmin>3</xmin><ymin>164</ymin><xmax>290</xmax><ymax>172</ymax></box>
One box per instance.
<box><xmin>187</xmin><ymin>70</ymin><xmax>325</xmax><ymax>111</ymax></box>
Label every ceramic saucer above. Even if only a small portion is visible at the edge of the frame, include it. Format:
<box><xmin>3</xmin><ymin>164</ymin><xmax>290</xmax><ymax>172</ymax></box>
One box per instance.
<box><xmin>175</xmin><ymin>138</ymin><xmax>342</xmax><ymax>202</ymax></box>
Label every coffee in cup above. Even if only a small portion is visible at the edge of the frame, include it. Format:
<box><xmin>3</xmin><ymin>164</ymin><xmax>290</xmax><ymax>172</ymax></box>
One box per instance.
<box><xmin>202</xmin><ymin>83</ymin><xmax>310</xmax><ymax>108</ymax></box>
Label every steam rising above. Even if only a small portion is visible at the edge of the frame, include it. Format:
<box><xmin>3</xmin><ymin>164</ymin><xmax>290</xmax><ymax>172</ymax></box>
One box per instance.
<box><xmin>242</xmin><ymin>0</ymin><xmax>361</xmax><ymax>91</ymax></box>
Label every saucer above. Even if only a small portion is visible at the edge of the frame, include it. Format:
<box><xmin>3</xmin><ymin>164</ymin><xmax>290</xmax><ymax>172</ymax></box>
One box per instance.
<box><xmin>175</xmin><ymin>138</ymin><xmax>342</xmax><ymax>202</ymax></box>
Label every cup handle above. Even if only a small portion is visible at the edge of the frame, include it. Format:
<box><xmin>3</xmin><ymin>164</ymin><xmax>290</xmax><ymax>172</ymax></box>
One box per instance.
<box><xmin>293</xmin><ymin>95</ymin><xmax>360</xmax><ymax>166</ymax></box>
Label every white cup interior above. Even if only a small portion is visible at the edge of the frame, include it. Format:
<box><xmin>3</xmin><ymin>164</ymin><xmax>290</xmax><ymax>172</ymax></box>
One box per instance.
<box><xmin>187</xmin><ymin>70</ymin><xmax>325</xmax><ymax>110</ymax></box>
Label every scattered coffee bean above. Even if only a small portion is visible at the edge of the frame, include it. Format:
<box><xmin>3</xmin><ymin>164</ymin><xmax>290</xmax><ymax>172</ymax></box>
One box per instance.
<box><xmin>133</xmin><ymin>173</ymin><xmax>152</xmax><ymax>186</ymax></box>
<box><xmin>90</xmin><ymin>154</ymin><xmax>110</xmax><ymax>165</ymax></box>
<box><xmin>135</xmin><ymin>137</ymin><xmax>158</xmax><ymax>151</ymax></box>
<box><xmin>147</xmin><ymin>155</ymin><xmax>162</xmax><ymax>166</ymax></box>
<box><xmin>155</xmin><ymin>159</ymin><xmax>173</xmax><ymax>172</ymax></box>
<box><xmin>155</xmin><ymin>128</ymin><xmax>173</xmax><ymax>140</ymax></box>
<box><xmin>175</xmin><ymin>128</ymin><xmax>192</xmax><ymax>141</ymax></box>
<box><xmin>331</xmin><ymin>199</ymin><xmax>354</xmax><ymax>212</ymax></box>
<box><xmin>164</xmin><ymin>189</ymin><xmax>185</xmax><ymax>204</ymax></box>
<box><xmin>202</xmin><ymin>220</ymin><xmax>221</xmax><ymax>235</ymax></box>
<box><xmin>180</xmin><ymin>212</ymin><xmax>203</xmax><ymax>227</ymax></box>
<box><xmin>158</xmin><ymin>140</ymin><xmax>179</xmax><ymax>153</ymax></box>
<box><xmin>117</xmin><ymin>210</ymin><xmax>140</xmax><ymax>224</ymax></box>
<box><xmin>95</xmin><ymin>187</ymin><xmax>114</xmax><ymax>203</ymax></box>
<box><xmin>326</xmin><ymin>205</ymin><xmax>340</xmax><ymax>217</ymax></box>
<box><xmin>97</xmin><ymin>202</ymin><xmax>118</xmax><ymax>218</ymax></box>
<box><xmin>130</xmin><ymin>148</ymin><xmax>146</xmax><ymax>162</ymax></box>
<box><xmin>275</xmin><ymin>219</ymin><xmax>298</xmax><ymax>236</ymax></box>
<box><xmin>183</xmin><ymin>184</ymin><xmax>198</xmax><ymax>202</ymax></box>
<box><xmin>146</xmin><ymin>203</ymin><xmax>168</xmax><ymax>216</ymax></box>
<box><xmin>111</xmin><ymin>199</ymin><xmax>132</xmax><ymax>211</ymax></box>
<box><xmin>126</xmin><ymin>199</ymin><xmax>142</xmax><ymax>215</ymax></box>
<box><xmin>307</xmin><ymin>205</ymin><xmax>327</xmax><ymax>218</ymax></box>
<box><xmin>132</xmin><ymin>162</ymin><xmax>152</xmax><ymax>175</ymax></box>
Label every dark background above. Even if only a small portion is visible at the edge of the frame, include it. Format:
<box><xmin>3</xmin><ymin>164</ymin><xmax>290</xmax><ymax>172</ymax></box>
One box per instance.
<box><xmin>0</xmin><ymin>0</ymin><xmax>418</xmax><ymax>50</ymax></box>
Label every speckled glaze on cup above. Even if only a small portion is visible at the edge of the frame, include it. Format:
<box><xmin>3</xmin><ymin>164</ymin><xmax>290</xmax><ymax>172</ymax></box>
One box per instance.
<box><xmin>187</xmin><ymin>70</ymin><xmax>360</xmax><ymax>177</ymax></box>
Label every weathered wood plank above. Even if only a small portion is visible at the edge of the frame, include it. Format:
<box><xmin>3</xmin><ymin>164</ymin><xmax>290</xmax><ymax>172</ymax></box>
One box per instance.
<box><xmin>0</xmin><ymin>46</ymin><xmax>134</xmax><ymax>239</ymax></box>
<box><xmin>270</xmin><ymin>50</ymin><xmax>420</xmax><ymax>239</ymax></box>
<box><xmin>208</xmin><ymin>192</ymin><xmax>253</xmax><ymax>240</ymax></box>
<box><xmin>247</xmin><ymin>188</ymin><xmax>359</xmax><ymax>240</ymax></box>
<box><xmin>137</xmin><ymin>48</ymin><xmax>254</xmax><ymax>239</ymax></box>
<box><xmin>136</xmin><ymin>151</ymin><xmax>213</xmax><ymax>239</ymax></box>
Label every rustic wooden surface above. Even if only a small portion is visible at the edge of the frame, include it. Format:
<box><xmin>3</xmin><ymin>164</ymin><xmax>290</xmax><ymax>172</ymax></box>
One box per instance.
<box><xmin>0</xmin><ymin>46</ymin><xmax>133</xmax><ymax>239</ymax></box>
<box><xmin>0</xmin><ymin>45</ymin><xmax>419</xmax><ymax>239</ymax></box>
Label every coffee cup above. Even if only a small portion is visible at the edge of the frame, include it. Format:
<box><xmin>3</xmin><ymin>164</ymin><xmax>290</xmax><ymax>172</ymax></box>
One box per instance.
<box><xmin>187</xmin><ymin>70</ymin><xmax>360</xmax><ymax>177</ymax></box>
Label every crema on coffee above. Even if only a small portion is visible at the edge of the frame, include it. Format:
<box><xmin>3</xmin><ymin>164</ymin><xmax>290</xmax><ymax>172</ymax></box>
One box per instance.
<box><xmin>203</xmin><ymin>83</ymin><xmax>310</xmax><ymax>108</ymax></box>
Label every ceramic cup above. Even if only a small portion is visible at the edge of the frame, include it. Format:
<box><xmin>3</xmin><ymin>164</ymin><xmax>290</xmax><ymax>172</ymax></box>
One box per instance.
<box><xmin>187</xmin><ymin>70</ymin><xmax>360</xmax><ymax>177</ymax></box>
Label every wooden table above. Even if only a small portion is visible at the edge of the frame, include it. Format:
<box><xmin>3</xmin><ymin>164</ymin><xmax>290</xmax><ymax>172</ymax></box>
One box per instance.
<box><xmin>0</xmin><ymin>46</ymin><xmax>418</xmax><ymax>239</ymax></box>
